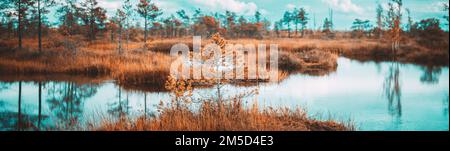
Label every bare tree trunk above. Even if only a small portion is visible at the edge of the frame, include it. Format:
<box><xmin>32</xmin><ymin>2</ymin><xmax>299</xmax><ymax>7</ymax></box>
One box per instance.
<box><xmin>38</xmin><ymin>0</ymin><xmax>42</xmax><ymax>52</ymax></box>
<box><xmin>7</xmin><ymin>21</ymin><xmax>12</xmax><ymax>39</ymax></box>
<box><xmin>379</xmin><ymin>29</ymin><xmax>382</xmax><ymax>39</ymax></box>
<box><xmin>110</xmin><ymin>29</ymin><xmax>114</xmax><ymax>42</ymax></box>
<box><xmin>126</xmin><ymin>21</ymin><xmax>129</xmax><ymax>52</ymax></box>
<box><xmin>90</xmin><ymin>22</ymin><xmax>94</xmax><ymax>40</ymax></box>
<box><xmin>288</xmin><ymin>25</ymin><xmax>291</xmax><ymax>38</ymax></box>
<box><xmin>144</xmin><ymin>17</ymin><xmax>147</xmax><ymax>43</ymax></box>
<box><xmin>295</xmin><ymin>23</ymin><xmax>298</xmax><ymax>36</ymax></box>
<box><xmin>90</xmin><ymin>10</ymin><xmax>95</xmax><ymax>41</ymax></box>
<box><xmin>18</xmin><ymin>1</ymin><xmax>22</xmax><ymax>49</ymax></box>
<box><xmin>301</xmin><ymin>26</ymin><xmax>305</xmax><ymax>38</ymax></box>
<box><xmin>118</xmin><ymin>24</ymin><xmax>122</xmax><ymax>54</ymax></box>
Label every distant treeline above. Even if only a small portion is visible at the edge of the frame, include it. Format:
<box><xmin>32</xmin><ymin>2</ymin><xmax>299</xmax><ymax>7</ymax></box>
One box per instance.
<box><xmin>0</xmin><ymin>0</ymin><xmax>448</xmax><ymax>46</ymax></box>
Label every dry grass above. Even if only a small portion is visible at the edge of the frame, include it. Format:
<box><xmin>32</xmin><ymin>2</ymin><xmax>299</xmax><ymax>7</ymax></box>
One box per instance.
<box><xmin>145</xmin><ymin>38</ymin><xmax>193</xmax><ymax>53</ymax></box>
<box><xmin>278</xmin><ymin>49</ymin><xmax>338</xmax><ymax>76</ymax></box>
<box><xmin>94</xmin><ymin>99</ymin><xmax>353</xmax><ymax>131</ymax></box>
<box><xmin>227</xmin><ymin>38</ymin><xmax>448</xmax><ymax>66</ymax></box>
<box><xmin>0</xmin><ymin>38</ymin><xmax>173</xmax><ymax>90</ymax></box>
<box><xmin>1</xmin><ymin>37</ymin><xmax>330</xmax><ymax>91</ymax></box>
<box><xmin>1</xmin><ymin>35</ymin><xmax>447</xmax><ymax>91</ymax></box>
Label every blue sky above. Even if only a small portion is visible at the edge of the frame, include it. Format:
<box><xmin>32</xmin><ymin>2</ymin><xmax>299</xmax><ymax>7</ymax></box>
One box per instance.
<box><xmin>51</xmin><ymin>0</ymin><xmax>449</xmax><ymax>30</ymax></box>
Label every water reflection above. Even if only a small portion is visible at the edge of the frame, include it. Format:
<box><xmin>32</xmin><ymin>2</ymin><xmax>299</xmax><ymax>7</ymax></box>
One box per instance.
<box><xmin>0</xmin><ymin>57</ymin><xmax>448</xmax><ymax>131</ymax></box>
<box><xmin>0</xmin><ymin>83</ymin><xmax>9</xmax><ymax>92</ymax></box>
<box><xmin>46</xmin><ymin>82</ymin><xmax>98</xmax><ymax>130</ymax></box>
<box><xmin>38</xmin><ymin>82</ymin><xmax>42</xmax><ymax>129</ymax></box>
<box><xmin>443</xmin><ymin>94</ymin><xmax>449</xmax><ymax>117</ymax></box>
<box><xmin>107</xmin><ymin>87</ymin><xmax>131</xmax><ymax>119</ymax></box>
<box><xmin>383</xmin><ymin>62</ymin><xmax>402</xmax><ymax>119</ymax></box>
<box><xmin>420</xmin><ymin>66</ymin><xmax>442</xmax><ymax>84</ymax></box>
<box><xmin>143</xmin><ymin>93</ymin><xmax>150</xmax><ymax>120</ymax></box>
<box><xmin>0</xmin><ymin>82</ymin><xmax>48</xmax><ymax>131</ymax></box>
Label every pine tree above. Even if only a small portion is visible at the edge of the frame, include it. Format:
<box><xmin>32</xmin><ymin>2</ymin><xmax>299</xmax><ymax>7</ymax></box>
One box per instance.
<box><xmin>376</xmin><ymin>2</ymin><xmax>383</xmax><ymax>38</ymax></box>
<box><xmin>7</xmin><ymin>0</ymin><xmax>34</xmax><ymax>49</ymax></box>
<box><xmin>80</xmin><ymin>0</ymin><xmax>106</xmax><ymax>41</ymax></box>
<box><xmin>282</xmin><ymin>11</ymin><xmax>293</xmax><ymax>38</ymax></box>
<box><xmin>298</xmin><ymin>8</ymin><xmax>308</xmax><ymax>37</ymax></box>
<box><xmin>176</xmin><ymin>9</ymin><xmax>190</xmax><ymax>36</ymax></box>
<box><xmin>137</xmin><ymin>0</ymin><xmax>162</xmax><ymax>43</ymax></box>
<box><xmin>122</xmin><ymin>0</ymin><xmax>133</xmax><ymax>51</ymax></box>
<box><xmin>35</xmin><ymin>0</ymin><xmax>56</xmax><ymax>52</ymax></box>
<box><xmin>115</xmin><ymin>9</ymin><xmax>126</xmax><ymax>54</ymax></box>
<box><xmin>386</xmin><ymin>0</ymin><xmax>403</xmax><ymax>52</ymax></box>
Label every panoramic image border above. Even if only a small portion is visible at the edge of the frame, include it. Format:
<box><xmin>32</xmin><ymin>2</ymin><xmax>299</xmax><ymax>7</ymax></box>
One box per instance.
<box><xmin>0</xmin><ymin>0</ymin><xmax>448</xmax><ymax>149</ymax></box>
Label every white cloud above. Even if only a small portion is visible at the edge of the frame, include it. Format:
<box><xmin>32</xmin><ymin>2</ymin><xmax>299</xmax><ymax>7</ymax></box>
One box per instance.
<box><xmin>191</xmin><ymin>0</ymin><xmax>258</xmax><ymax>15</ymax></box>
<box><xmin>154</xmin><ymin>0</ymin><xmax>181</xmax><ymax>15</ymax></box>
<box><xmin>97</xmin><ymin>0</ymin><xmax>122</xmax><ymax>17</ymax></box>
<box><xmin>98</xmin><ymin>0</ymin><xmax>122</xmax><ymax>11</ymax></box>
<box><xmin>286</xmin><ymin>4</ymin><xmax>296</xmax><ymax>10</ymax></box>
<box><xmin>322</xmin><ymin>0</ymin><xmax>363</xmax><ymax>15</ymax></box>
<box><xmin>260</xmin><ymin>9</ymin><xmax>269</xmax><ymax>15</ymax></box>
<box><xmin>97</xmin><ymin>0</ymin><xmax>182</xmax><ymax>18</ymax></box>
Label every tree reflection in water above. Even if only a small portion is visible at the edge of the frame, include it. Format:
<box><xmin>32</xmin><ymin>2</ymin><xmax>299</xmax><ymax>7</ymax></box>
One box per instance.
<box><xmin>0</xmin><ymin>82</ymin><xmax>48</xmax><ymax>131</ymax></box>
<box><xmin>0</xmin><ymin>83</ymin><xmax>10</xmax><ymax>92</ymax></box>
<box><xmin>18</xmin><ymin>82</ymin><xmax>22</xmax><ymax>130</ymax></box>
<box><xmin>46</xmin><ymin>82</ymin><xmax>98</xmax><ymax>130</ymax></box>
<box><xmin>420</xmin><ymin>66</ymin><xmax>442</xmax><ymax>84</ymax></box>
<box><xmin>443</xmin><ymin>94</ymin><xmax>449</xmax><ymax>117</ymax></box>
<box><xmin>0</xmin><ymin>83</ymin><xmax>10</xmax><ymax>129</ymax></box>
<box><xmin>383</xmin><ymin>61</ymin><xmax>402</xmax><ymax>124</ymax></box>
<box><xmin>107</xmin><ymin>87</ymin><xmax>130</xmax><ymax>119</ymax></box>
<box><xmin>38</xmin><ymin>82</ymin><xmax>42</xmax><ymax>129</ymax></box>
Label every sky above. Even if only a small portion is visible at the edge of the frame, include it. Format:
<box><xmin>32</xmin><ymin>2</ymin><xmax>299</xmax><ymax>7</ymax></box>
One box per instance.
<box><xmin>50</xmin><ymin>0</ymin><xmax>449</xmax><ymax>30</ymax></box>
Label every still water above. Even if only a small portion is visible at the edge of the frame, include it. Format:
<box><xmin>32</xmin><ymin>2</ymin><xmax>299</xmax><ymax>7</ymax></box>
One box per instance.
<box><xmin>0</xmin><ymin>58</ymin><xmax>448</xmax><ymax>131</ymax></box>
